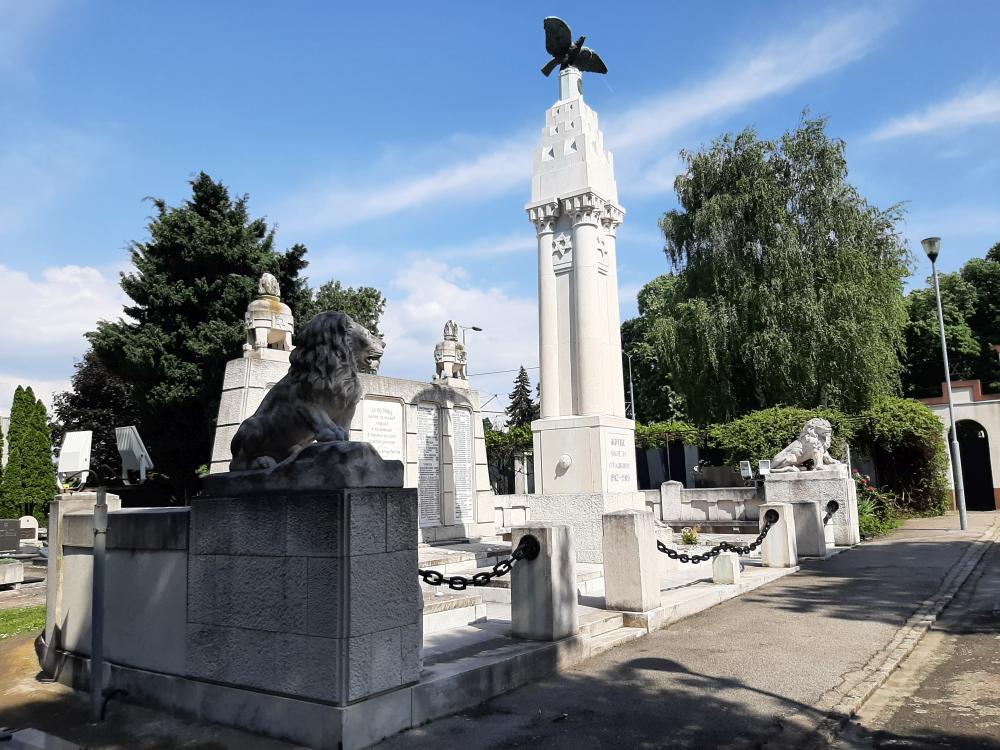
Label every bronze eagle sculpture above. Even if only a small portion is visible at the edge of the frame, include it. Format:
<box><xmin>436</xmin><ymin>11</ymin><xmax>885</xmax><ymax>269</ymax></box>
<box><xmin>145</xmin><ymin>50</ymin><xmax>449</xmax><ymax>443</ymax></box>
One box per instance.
<box><xmin>540</xmin><ymin>17</ymin><xmax>608</xmax><ymax>77</ymax></box>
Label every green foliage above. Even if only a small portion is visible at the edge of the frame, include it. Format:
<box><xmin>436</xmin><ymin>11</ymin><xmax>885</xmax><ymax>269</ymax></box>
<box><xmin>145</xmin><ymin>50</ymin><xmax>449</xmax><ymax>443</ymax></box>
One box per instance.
<box><xmin>51</xmin><ymin>350</ymin><xmax>140</xmax><ymax>484</ymax></box>
<box><xmin>657</xmin><ymin>116</ymin><xmax>910</xmax><ymax>422</ymax></box>
<box><xmin>706</xmin><ymin>406</ymin><xmax>854</xmax><ymax>466</ymax></box>
<box><xmin>88</xmin><ymin>173</ymin><xmax>313</xmax><ymax>493</ymax></box>
<box><xmin>0</xmin><ymin>604</ymin><xmax>46</xmax><ymax>640</ymax></box>
<box><xmin>903</xmin><ymin>242</ymin><xmax>1000</xmax><ymax>397</ymax></box>
<box><xmin>505</xmin><ymin>367</ymin><xmax>536</xmax><ymax>428</ymax></box>
<box><xmin>620</xmin><ymin>275</ymin><xmax>688</xmax><ymax>422</ymax></box>
<box><xmin>483</xmin><ymin>422</ymin><xmax>533</xmax><ymax>494</ymax></box>
<box><xmin>634</xmin><ymin>420</ymin><xmax>698</xmax><ymax>449</ymax></box>
<box><xmin>855</xmin><ymin>397</ymin><xmax>949</xmax><ymax>515</ymax></box>
<box><xmin>680</xmin><ymin>526</ymin><xmax>700</xmax><ymax>545</ymax></box>
<box><xmin>301</xmin><ymin>279</ymin><xmax>386</xmax><ymax>338</ymax></box>
<box><xmin>854</xmin><ymin>472</ymin><xmax>900</xmax><ymax>538</ymax></box>
<box><xmin>0</xmin><ymin>387</ymin><xmax>56</xmax><ymax>523</ymax></box>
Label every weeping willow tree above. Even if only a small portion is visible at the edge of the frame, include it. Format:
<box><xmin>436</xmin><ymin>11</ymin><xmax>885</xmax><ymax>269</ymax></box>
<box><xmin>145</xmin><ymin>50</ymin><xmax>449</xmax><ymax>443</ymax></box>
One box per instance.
<box><xmin>657</xmin><ymin>116</ymin><xmax>911</xmax><ymax>423</ymax></box>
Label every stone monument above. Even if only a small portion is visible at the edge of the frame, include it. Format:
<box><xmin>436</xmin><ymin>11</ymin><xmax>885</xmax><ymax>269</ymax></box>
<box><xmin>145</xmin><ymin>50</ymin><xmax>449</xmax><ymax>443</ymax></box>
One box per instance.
<box><xmin>525</xmin><ymin>20</ymin><xmax>642</xmax><ymax>561</ymax></box>
<box><xmin>433</xmin><ymin>320</ymin><xmax>468</xmax><ymax>387</ymax></box>
<box><xmin>763</xmin><ymin>418</ymin><xmax>860</xmax><ymax>548</ymax></box>
<box><xmin>244</xmin><ymin>273</ymin><xmax>294</xmax><ymax>353</ymax></box>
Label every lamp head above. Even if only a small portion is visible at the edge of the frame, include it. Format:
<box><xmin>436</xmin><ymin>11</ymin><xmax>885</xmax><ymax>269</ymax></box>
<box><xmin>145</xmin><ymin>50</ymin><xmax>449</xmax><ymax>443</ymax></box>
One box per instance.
<box><xmin>921</xmin><ymin>236</ymin><xmax>941</xmax><ymax>263</ymax></box>
<box><xmin>471</xmin><ymin>326</ymin><xmax>483</xmax><ymax>332</ymax></box>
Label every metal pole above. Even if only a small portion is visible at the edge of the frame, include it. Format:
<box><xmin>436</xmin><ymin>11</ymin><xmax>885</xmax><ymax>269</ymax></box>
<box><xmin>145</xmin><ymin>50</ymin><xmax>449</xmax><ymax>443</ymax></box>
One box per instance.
<box><xmin>627</xmin><ymin>353</ymin><xmax>637</xmax><ymax>421</ymax></box>
<box><xmin>932</xmin><ymin>260</ymin><xmax>969</xmax><ymax>530</ymax></box>
<box><xmin>90</xmin><ymin>486</ymin><xmax>108</xmax><ymax>721</ymax></box>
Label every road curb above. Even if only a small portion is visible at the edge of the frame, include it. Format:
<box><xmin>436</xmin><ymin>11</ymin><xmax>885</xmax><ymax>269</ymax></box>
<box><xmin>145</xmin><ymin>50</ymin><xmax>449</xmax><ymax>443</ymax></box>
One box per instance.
<box><xmin>775</xmin><ymin>517</ymin><xmax>1000</xmax><ymax>749</ymax></box>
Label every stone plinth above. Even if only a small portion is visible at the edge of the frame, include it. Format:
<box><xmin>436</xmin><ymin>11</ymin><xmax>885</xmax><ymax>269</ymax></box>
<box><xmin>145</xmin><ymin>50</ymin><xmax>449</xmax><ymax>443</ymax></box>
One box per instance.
<box><xmin>712</xmin><ymin>552</ymin><xmax>740</xmax><ymax>584</ymax></box>
<box><xmin>764</xmin><ymin>464</ymin><xmax>859</xmax><ymax>546</ymax></box>
<box><xmin>531</xmin><ymin>414</ymin><xmax>637</xmax><ymax>495</ymax></box>
<box><xmin>758</xmin><ymin>502</ymin><xmax>798</xmax><ymax>568</ymax></box>
<box><xmin>511</xmin><ymin>523</ymin><xmax>578</xmax><ymax>641</ymax></box>
<box><xmin>190</xmin><ymin>479</ymin><xmax>421</xmax><ymax>706</ymax></box>
<box><xmin>529</xmin><ymin>490</ymin><xmax>645</xmax><ymax>563</ymax></box>
<box><xmin>601</xmin><ymin>510</ymin><xmax>660</xmax><ymax>612</ymax></box>
<box><xmin>0</xmin><ymin>560</ymin><xmax>24</xmax><ymax>587</ymax></box>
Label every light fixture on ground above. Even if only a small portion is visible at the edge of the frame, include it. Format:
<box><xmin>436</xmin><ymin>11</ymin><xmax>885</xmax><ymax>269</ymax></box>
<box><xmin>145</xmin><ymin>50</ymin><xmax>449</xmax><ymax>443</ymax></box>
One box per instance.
<box><xmin>922</xmin><ymin>236</ymin><xmax>968</xmax><ymax>531</ymax></box>
<box><xmin>457</xmin><ymin>324</ymin><xmax>482</xmax><ymax>346</ymax></box>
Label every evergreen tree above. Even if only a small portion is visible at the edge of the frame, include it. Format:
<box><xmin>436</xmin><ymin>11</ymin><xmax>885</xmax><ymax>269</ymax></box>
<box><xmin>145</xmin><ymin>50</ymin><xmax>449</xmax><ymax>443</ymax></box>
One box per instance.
<box><xmin>657</xmin><ymin>116</ymin><xmax>910</xmax><ymax>422</ymax></box>
<box><xmin>505</xmin><ymin>367</ymin><xmax>536</xmax><ymax>428</ymax></box>
<box><xmin>89</xmin><ymin>173</ymin><xmax>313</xmax><ymax>495</ymax></box>
<box><xmin>51</xmin><ymin>350</ymin><xmax>140</xmax><ymax>480</ymax></box>
<box><xmin>302</xmin><ymin>280</ymin><xmax>386</xmax><ymax>337</ymax></box>
<box><xmin>0</xmin><ymin>387</ymin><xmax>56</xmax><ymax>522</ymax></box>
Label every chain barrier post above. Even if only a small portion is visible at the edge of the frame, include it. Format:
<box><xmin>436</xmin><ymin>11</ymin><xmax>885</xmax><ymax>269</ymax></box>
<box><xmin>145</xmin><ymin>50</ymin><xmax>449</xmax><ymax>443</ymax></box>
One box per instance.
<box><xmin>785</xmin><ymin>500</ymin><xmax>827</xmax><ymax>558</ymax></box>
<box><xmin>712</xmin><ymin>550</ymin><xmax>741</xmax><ymax>584</ymax></box>
<box><xmin>511</xmin><ymin>523</ymin><xmax>578</xmax><ymax>641</ymax></box>
<box><xmin>759</xmin><ymin>503</ymin><xmax>797</xmax><ymax>567</ymax></box>
<box><xmin>822</xmin><ymin>500</ymin><xmax>840</xmax><ymax>547</ymax></box>
<box><xmin>602</xmin><ymin>510</ymin><xmax>660</xmax><ymax>612</ymax></box>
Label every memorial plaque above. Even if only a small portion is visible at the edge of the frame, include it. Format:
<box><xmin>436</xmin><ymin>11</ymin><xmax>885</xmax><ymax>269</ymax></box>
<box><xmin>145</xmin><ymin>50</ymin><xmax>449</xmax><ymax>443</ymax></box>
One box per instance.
<box><xmin>362</xmin><ymin>398</ymin><xmax>404</xmax><ymax>461</ymax></box>
<box><xmin>416</xmin><ymin>405</ymin><xmax>441</xmax><ymax>527</ymax></box>
<box><xmin>452</xmin><ymin>409</ymin><xmax>475</xmax><ymax>522</ymax></box>
<box><xmin>606</xmin><ymin>429</ymin><xmax>634</xmax><ymax>491</ymax></box>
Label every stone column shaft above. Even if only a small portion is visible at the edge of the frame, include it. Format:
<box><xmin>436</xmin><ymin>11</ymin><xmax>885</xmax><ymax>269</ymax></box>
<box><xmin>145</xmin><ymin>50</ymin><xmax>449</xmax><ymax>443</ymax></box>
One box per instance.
<box><xmin>531</xmin><ymin>204</ymin><xmax>560</xmax><ymax>419</ymax></box>
<box><xmin>570</xmin><ymin>202</ymin><xmax>607</xmax><ymax>416</ymax></box>
<box><xmin>602</xmin><ymin>213</ymin><xmax>626</xmax><ymax>418</ymax></box>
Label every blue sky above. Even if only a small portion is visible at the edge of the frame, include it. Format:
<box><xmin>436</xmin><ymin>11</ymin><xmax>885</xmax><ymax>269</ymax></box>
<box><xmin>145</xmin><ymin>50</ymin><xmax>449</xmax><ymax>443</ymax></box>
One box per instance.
<box><xmin>2</xmin><ymin>1</ymin><xmax>999</xmax><ymax>419</ymax></box>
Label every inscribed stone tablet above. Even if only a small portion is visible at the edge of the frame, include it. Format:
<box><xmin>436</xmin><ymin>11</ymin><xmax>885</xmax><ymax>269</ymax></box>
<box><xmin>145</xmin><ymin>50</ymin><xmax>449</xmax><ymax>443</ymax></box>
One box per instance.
<box><xmin>416</xmin><ymin>405</ymin><xmax>441</xmax><ymax>527</ymax></box>
<box><xmin>453</xmin><ymin>409</ymin><xmax>474</xmax><ymax>522</ymax></box>
<box><xmin>362</xmin><ymin>399</ymin><xmax>404</xmax><ymax>461</ymax></box>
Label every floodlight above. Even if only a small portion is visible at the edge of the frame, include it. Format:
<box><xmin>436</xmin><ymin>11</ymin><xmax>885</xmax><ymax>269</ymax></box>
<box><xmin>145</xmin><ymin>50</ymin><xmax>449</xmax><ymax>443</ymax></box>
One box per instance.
<box><xmin>758</xmin><ymin>460</ymin><xmax>771</xmax><ymax>476</ymax></box>
<box><xmin>739</xmin><ymin>460</ymin><xmax>753</xmax><ymax>480</ymax></box>
<box><xmin>57</xmin><ymin>430</ymin><xmax>92</xmax><ymax>487</ymax></box>
<box><xmin>115</xmin><ymin>426</ymin><xmax>153</xmax><ymax>483</ymax></box>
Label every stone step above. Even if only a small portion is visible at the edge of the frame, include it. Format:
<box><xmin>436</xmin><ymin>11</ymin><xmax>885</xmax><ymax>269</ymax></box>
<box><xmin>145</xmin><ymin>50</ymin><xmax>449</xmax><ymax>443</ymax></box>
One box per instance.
<box><xmin>423</xmin><ymin>591</ymin><xmax>485</xmax><ymax>634</ymax></box>
<box><xmin>578</xmin><ymin>608</ymin><xmax>624</xmax><ymax>638</ymax></box>
<box><xmin>588</xmin><ymin>626</ymin><xmax>645</xmax><ymax>657</ymax></box>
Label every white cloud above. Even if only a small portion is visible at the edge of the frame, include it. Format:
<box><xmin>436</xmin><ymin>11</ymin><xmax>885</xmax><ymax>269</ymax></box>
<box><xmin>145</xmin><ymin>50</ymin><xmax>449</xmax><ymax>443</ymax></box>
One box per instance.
<box><xmin>378</xmin><ymin>258</ymin><xmax>538</xmax><ymax>410</ymax></box>
<box><xmin>0</xmin><ymin>264</ymin><xmax>125</xmax><ymax>414</ymax></box>
<box><xmin>284</xmin><ymin>7</ymin><xmax>892</xmax><ymax>229</ymax></box>
<box><xmin>869</xmin><ymin>84</ymin><xmax>1000</xmax><ymax>141</ymax></box>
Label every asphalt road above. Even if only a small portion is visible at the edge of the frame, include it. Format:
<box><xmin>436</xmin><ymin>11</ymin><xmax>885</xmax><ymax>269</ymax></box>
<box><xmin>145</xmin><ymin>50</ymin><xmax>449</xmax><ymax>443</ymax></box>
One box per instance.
<box><xmin>378</xmin><ymin>513</ymin><xmax>998</xmax><ymax>750</ymax></box>
<box><xmin>837</xmin><ymin>521</ymin><xmax>1000</xmax><ymax>749</ymax></box>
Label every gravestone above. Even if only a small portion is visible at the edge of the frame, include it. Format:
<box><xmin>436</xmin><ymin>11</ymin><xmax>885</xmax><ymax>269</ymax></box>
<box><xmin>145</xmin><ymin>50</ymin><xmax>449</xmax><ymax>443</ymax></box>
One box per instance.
<box><xmin>19</xmin><ymin>515</ymin><xmax>40</xmax><ymax>546</ymax></box>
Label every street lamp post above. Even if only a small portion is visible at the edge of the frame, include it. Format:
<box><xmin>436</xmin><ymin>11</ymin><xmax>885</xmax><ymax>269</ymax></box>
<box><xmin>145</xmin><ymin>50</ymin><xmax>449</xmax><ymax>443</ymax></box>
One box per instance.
<box><xmin>458</xmin><ymin>324</ymin><xmax>482</xmax><ymax>346</ymax></box>
<box><xmin>923</xmin><ymin>236</ymin><xmax>968</xmax><ymax>531</ymax></box>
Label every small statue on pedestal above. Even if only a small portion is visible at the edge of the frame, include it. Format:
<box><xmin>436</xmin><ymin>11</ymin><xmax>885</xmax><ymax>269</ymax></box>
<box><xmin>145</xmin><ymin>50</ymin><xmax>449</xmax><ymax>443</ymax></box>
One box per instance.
<box><xmin>434</xmin><ymin>320</ymin><xmax>467</xmax><ymax>382</ymax></box>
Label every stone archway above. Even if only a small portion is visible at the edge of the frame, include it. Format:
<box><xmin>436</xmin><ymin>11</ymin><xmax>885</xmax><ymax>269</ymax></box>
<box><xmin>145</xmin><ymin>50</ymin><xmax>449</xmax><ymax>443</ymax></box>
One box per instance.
<box><xmin>956</xmin><ymin>420</ymin><xmax>995</xmax><ymax>511</ymax></box>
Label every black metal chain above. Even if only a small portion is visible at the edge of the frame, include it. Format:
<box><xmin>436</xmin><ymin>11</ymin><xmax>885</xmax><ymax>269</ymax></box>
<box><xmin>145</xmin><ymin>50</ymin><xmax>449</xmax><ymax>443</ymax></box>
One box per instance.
<box><xmin>419</xmin><ymin>534</ymin><xmax>541</xmax><ymax>591</ymax></box>
<box><xmin>656</xmin><ymin>509</ymin><xmax>780</xmax><ymax>564</ymax></box>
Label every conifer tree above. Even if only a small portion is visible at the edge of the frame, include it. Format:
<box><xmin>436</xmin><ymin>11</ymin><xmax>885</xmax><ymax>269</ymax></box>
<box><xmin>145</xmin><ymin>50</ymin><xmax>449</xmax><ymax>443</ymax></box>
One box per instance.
<box><xmin>0</xmin><ymin>387</ymin><xmax>55</xmax><ymax>522</ymax></box>
<box><xmin>505</xmin><ymin>366</ymin><xmax>536</xmax><ymax>428</ymax></box>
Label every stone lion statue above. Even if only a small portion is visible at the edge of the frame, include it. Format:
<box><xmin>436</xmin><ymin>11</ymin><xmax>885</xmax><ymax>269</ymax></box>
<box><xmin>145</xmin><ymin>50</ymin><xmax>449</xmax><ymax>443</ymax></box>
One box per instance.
<box><xmin>229</xmin><ymin>311</ymin><xmax>385</xmax><ymax>471</ymax></box>
<box><xmin>770</xmin><ymin>418</ymin><xmax>841</xmax><ymax>473</ymax></box>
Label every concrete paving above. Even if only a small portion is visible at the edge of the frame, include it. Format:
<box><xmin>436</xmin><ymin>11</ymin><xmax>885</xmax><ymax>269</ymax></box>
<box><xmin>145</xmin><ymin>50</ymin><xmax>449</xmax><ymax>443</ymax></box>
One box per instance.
<box><xmin>836</xmin><ymin>517</ymin><xmax>1000</xmax><ymax>749</ymax></box>
<box><xmin>377</xmin><ymin>512</ymin><xmax>999</xmax><ymax>750</ymax></box>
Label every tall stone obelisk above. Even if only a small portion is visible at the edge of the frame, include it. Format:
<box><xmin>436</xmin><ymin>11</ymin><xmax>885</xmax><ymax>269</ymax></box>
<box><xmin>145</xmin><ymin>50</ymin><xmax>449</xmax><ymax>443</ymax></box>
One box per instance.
<box><xmin>526</xmin><ymin>65</ymin><xmax>640</xmax><ymax>560</ymax></box>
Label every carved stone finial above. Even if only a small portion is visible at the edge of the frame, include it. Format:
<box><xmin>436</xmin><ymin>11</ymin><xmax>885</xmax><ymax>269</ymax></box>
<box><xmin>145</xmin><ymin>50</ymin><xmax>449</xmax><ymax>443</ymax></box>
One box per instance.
<box><xmin>245</xmin><ymin>273</ymin><xmax>294</xmax><ymax>353</ymax></box>
<box><xmin>434</xmin><ymin>320</ymin><xmax>468</xmax><ymax>384</ymax></box>
<box><xmin>443</xmin><ymin>320</ymin><xmax>459</xmax><ymax>341</ymax></box>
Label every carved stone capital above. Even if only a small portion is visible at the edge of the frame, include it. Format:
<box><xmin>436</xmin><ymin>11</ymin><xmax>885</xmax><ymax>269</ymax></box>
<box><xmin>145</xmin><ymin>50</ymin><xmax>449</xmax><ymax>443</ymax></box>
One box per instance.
<box><xmin>527</xmin><ymin>201</ymin><xmax>560</xmax><ymax>234</ymax></box>
<box><xmin>562</xmin><ymin>192</ymin><xmax>606</xmax><ymax>227</ymax></box>
<box><xmin>601</xmin><ymin>203</ymin><xmax>625</xmax><ymax>236</ymax></box>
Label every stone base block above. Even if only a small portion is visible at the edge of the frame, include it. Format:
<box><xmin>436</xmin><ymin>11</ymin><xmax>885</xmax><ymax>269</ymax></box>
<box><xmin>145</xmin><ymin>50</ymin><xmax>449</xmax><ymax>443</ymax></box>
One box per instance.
<box><xmin>188</xmin><ymin>485</ymin><xmax>421</xmax><ymax>705</ymax></box>
<box><xmin>0</xmin><ymin>560</ymin><xmax>24</xmax><ymax>587</ymax></box>
<box><xmin>511</xmin><ymin>523</ymin><xmax>578</xmax><ymax>641</ymax></box>
<box><xmin>764</xmin><ymin>464</ymin><xmax>859</xmax><ymax>546</ymax></box>
<box><xmin>531</xmin><ymin>414</ymin><xmax>637</xmax><ymax>495</ymax></box>
<box><xmin>712</xmin><ymin>551</ymin><xmax>740</xmax><ymax>584</ymax></box>
<box><xmin>528</xmin><ymin>491</ymin><xmax>645</xmax><ymax>563</ymax></box>
<box><xmin>601</xmin><ymin>510</ymin><xmax>660</xmax><ymax>612</ymax></box>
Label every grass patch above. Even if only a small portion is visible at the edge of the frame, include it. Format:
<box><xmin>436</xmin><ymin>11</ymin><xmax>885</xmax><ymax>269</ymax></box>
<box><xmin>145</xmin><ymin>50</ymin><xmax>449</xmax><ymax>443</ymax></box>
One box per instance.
<box><xmin>0</xmin><ymin>605</ymin><xmax>46</xmax><ymax>640</ymax></box>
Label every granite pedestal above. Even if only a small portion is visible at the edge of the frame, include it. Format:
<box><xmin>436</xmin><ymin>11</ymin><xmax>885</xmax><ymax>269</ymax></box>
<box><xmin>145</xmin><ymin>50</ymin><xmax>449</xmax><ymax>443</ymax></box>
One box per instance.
<box><xmin>763</xmin><ymin>465</ymin><xmax>859</xmax><ymax>547</ymax></box>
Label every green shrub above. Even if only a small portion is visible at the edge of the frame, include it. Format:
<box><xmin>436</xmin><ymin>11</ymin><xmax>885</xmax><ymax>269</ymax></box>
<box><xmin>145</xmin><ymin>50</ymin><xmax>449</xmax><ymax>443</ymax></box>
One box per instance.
<box><xmin>680</xmin><ymin>526</ymin><xmax>700</xmax><ymax>545</ymax></box>
<box><xmin>635</xmin><ymin>421</ymin><xmax>699</xmax><ymax>449</ymax></box>
<box><xmin>856</xmin><ymin>397</ymin><xmax>950</xmax><ymax>515</ymax></box>
<box><xmin>854</xmin><ymin>471</ymin><xmax>900</xmax><ymax>538</ymax></box>
<box><xmin>483</xmin><ymin>423</ymin><xmax>533</xmax><ymax>494</ymax></box>
<box><xmin>706</xmin><ymin>406</ymin><xmax>855</xmax><ymax>467</ymax></box>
